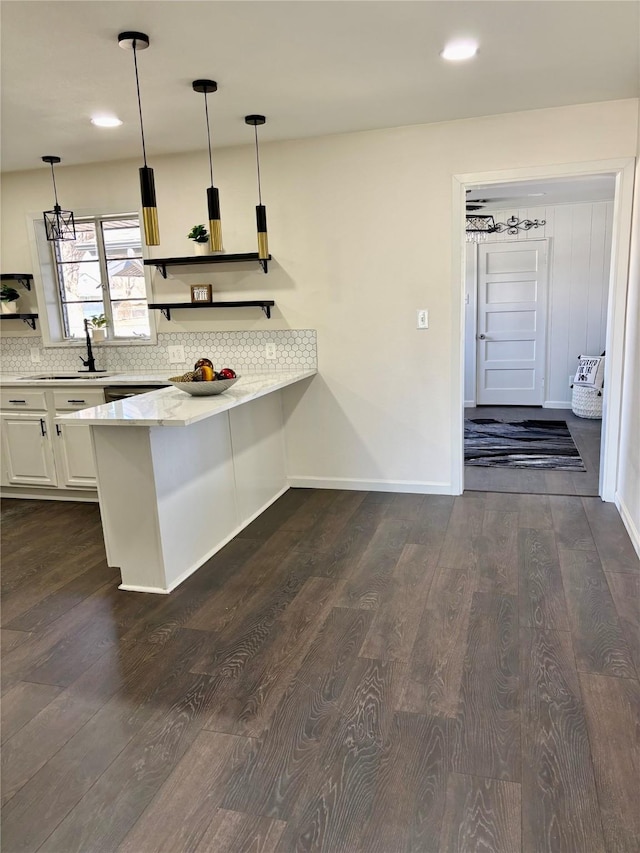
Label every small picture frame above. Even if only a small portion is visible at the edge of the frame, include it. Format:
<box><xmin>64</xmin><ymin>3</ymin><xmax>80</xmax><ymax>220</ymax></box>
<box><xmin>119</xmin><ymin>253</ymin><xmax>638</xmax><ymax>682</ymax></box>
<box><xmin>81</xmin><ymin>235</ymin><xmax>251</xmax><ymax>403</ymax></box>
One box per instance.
<box><xmin>190</xmin><ymin>284</ymin><xmax>212</xmax><ymax>304</ymax></box>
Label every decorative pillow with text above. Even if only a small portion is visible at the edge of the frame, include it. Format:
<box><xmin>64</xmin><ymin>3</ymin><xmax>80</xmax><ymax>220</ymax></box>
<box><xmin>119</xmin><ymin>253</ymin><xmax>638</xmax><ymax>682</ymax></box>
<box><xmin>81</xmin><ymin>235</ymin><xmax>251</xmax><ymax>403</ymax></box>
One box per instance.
<box><xmin>574</xmin><ymin>355</ymin><xmax>605</xmax><ymax>388</ymax></box>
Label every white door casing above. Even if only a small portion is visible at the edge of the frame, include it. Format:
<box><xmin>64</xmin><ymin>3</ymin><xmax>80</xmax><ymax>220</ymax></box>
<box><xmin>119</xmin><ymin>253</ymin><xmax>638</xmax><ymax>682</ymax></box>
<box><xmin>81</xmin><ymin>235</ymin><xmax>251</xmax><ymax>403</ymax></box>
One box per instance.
<box><xmin>476</xmin><ymin>239</ymin><xmax>549</xmax><ymax>405</ymax></box>
<box><xmin>453</xmin><ymin>158</ymin><xmax>636</xmax><ymax>501</ymax></box>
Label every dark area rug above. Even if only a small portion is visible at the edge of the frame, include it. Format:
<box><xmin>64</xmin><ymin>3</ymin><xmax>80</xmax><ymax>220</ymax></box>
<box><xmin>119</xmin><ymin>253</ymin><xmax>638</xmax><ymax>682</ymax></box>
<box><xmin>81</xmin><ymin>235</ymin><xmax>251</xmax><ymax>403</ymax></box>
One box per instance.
<box><xmin>464</xmin><ymin>418</ymin><xmax>586</xmax><ymax>471</ymax></box>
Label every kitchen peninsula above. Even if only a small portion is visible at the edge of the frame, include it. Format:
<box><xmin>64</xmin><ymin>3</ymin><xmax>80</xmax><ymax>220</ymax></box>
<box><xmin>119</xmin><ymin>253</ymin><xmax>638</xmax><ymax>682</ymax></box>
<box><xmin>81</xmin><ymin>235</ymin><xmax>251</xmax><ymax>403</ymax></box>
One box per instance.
<box><xmin>58</xmin><ymin>370</ymin><xmax>316</xmax><ymax>593</ymax></box>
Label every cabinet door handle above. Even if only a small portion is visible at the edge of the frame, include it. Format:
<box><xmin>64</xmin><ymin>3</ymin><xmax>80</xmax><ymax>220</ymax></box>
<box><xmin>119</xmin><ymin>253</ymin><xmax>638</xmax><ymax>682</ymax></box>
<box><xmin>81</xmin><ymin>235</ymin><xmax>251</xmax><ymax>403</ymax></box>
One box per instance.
<box><xmin>8</xmin><ymin>399</ymin><xmax>27</xmax><ymax>404</ymax></box>
<box><xmin>56</xmin><ymin>424</ymin><xmax>62</xmax><ymax>437</ymax></box>
<box><xmin>40</xmin><ymin>418</ymin><xmax>47</xmax><ymax>437</ymax></box>
<box><xmin>68</xmin><ymin>400</ymin><xmax>86</xmax><ymax>404</ymax></box>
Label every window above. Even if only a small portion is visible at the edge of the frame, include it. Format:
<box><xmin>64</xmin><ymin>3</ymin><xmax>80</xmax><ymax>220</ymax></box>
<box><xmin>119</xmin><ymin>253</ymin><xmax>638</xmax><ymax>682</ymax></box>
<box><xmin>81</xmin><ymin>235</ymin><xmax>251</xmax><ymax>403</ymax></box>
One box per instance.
<box><xmin>53</xmin><ymin>215</ymin><xmax>151</xmax><ymax>340</ymax></box>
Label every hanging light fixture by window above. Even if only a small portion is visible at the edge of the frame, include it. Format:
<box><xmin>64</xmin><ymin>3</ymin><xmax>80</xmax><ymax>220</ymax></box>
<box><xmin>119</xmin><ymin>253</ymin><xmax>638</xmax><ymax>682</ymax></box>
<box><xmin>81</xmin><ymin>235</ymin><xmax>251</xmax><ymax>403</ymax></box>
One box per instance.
<box><xmin>41</xmin><ymin>156</ymin><xmax>75</xmax><ymax>241</ymax></box>
<box><xmin>118</xmin><ymin>31</ymin><xmax>159</xmax><ymax>246</ymax></box>
<box><xmin>245</xmin><ymin>115</ymin><xmax>269</xmax><ymax>264</ymax></box>
<box><xmin>192</xmin><ymin>80</ymin><xmax>223</xmax><ymax>253</ymax></box>
<box><xmin>466</xmin><ymin>214</ymin><xmax>495</xmax><ymax>243</ymax></box>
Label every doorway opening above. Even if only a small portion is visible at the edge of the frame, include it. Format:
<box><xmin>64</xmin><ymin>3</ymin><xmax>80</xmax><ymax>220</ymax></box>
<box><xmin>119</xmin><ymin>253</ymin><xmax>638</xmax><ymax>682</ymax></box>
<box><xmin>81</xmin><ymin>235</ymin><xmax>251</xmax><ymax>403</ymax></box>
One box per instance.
<box><xmin>464</xmin><ymin>175</ymin><xmax>613</xmax><ymax>496</ymax></box>
<box><xmin>452</xmin><ymin>159</ymin><xmax>636</xmax><ymax>502</ymax></box>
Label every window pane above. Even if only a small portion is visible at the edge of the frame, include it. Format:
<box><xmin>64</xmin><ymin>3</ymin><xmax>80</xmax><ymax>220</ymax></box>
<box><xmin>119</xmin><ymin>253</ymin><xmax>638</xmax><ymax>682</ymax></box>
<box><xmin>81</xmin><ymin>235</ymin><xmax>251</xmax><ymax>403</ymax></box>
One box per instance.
<box><xmin>63</xmin><ymin>301</ymin><xmax>104</xmax><ymax>339</ymax></box>
<box><xmin>106</xmin><ymin>258</ymin><xmax>146</xmax><ymax>299</ymax></box>
<box><xmin>58</xmin><ymin>261</ymin><xmax>103</xmax><ymax>301</ymax></box>
<box><xmin>111</xmin><ymin>300</ymin><xmax>151</xmax><ymax>338</ymax></box>
<box><xmin>102</xmin><ymin>219</ymin><xmax>142</xmax><ymax>259</ymax></box>
<box><xmin>55</xmin><ymin>221</ymin><xmax>98</xmax><ymax>262</ymax></box>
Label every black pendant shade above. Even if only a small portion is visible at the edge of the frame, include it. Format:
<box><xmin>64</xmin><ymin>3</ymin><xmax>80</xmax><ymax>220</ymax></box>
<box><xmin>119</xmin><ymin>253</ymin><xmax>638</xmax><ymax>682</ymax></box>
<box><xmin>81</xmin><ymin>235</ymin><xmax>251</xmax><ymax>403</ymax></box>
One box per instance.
<box><xmin>42</xmin><ymin>156</ymin><xmax>76</xmax><ymax>242</ymax></box>
<box><xmin>118</xmin><ymin>31</ymin><xmax>159</xmax><ymax>246</ymax></box>
<box><xmin>193</xmin><ymin>80</ymin><xmax>223</xmax><ymax>252</ymax></box>
<box><xmin>245</xmin><ymin>115</ymin><xmax>268</xmax><ymax>260</ymax></box>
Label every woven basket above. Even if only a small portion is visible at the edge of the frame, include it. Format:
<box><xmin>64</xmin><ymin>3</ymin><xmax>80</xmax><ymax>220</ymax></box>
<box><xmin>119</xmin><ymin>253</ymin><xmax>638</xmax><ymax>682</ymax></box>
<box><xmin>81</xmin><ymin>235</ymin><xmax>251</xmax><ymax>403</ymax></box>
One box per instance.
<box><xmin>572</xmin><ymin>385</ymin><xmax>603</xmax><ymax>419</ymax></box>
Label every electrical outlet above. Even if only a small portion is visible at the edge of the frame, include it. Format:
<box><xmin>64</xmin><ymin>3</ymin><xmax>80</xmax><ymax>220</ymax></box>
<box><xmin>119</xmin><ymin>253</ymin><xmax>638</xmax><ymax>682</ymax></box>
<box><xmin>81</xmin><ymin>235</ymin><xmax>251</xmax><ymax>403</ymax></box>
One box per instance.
<box><xmin>417</xmin><ymin>309</ymin><xmax>429</xmax><ymax>329</ymax></box>
<box><xmin>265</xmin><ymin>342</ymin><xmax>277</xmax><ymax>360</ymax></box>
<box><xmin>30</xmin><ymin>347</ymin><xmax>41</xmax><ymax>364</ymax></box>
<box><xmin>168</xmin><ymin>345</ymin><xmax>185</xmax><ymax>365</ymax></box>
<box><xmin>569</xmin><ymin>374</ymin><xmax>575</xmax><ymax>389</ymax></box>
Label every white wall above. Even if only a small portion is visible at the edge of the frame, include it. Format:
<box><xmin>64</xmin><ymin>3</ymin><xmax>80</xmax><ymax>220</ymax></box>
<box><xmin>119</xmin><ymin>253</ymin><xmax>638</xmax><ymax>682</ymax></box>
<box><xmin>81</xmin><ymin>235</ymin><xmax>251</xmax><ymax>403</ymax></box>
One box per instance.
<box><xmin>1</xmin><ymin>98</ymin><xmax>638</xmax><ymax>493</ymax></box>
<box><xmin>617</xmin><ymin>123</ymin><xmax>640</xmax><ymax>555</ymax></box>
<box><xmin>464</xmin><ymin>200</ymin><xmax>614</xmax><ymax>406</ymax></box>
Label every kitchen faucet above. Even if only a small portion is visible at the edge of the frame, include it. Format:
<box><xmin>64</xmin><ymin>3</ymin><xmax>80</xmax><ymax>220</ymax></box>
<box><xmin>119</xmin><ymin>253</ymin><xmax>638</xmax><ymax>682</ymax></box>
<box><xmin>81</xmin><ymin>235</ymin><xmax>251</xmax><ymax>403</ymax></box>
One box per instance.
<box><xmin>79</xmin><ymin>318</ymin><xmax>106</xmax><ymax>373</ymax></box>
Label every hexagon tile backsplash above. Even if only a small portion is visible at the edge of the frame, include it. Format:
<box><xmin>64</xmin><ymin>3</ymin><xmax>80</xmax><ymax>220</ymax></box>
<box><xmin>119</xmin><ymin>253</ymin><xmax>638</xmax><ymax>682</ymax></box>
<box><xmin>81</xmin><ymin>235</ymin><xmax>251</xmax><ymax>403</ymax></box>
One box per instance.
<box><xmin>0</xmin><ymin>330</ymin><xmax>317</xmax><ymax>375</ymax></box>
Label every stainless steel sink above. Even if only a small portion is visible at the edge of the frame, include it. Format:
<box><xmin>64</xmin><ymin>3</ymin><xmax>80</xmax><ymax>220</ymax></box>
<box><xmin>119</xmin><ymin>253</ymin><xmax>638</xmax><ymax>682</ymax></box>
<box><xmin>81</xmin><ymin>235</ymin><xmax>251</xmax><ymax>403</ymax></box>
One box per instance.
<box><xmin>22</xmin><ymin>374</ymin><xmax>111</xmax><ymax>380</ymax></box>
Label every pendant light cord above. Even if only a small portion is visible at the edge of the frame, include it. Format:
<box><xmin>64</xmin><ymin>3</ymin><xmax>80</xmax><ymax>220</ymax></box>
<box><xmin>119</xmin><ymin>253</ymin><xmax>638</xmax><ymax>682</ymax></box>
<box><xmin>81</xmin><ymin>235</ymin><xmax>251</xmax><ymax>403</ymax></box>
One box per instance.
<box><xmin>253</xmin><ymin>125</ymin><xmax>262</xmax><ymax>205</ymax></box>
<box><xmin>49</xmin><ymin>161</ymin><xmax>60</xmax><ymax>206</ymax></box>
<box><xmin>132</xmin><ymin>40</ymin><xmax>148</xmax><ymax>166</ymax></box>
<box><xmin>204</xmin><ymin>92</ymin><xmax>215</xmax><ymax>187</ymax></box>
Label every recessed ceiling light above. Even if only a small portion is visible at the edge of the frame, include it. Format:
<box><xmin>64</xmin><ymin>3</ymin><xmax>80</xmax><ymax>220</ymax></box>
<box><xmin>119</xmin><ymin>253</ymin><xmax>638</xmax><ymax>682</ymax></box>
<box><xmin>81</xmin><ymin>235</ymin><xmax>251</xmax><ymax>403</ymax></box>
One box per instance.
<box><xmin>440</xmin><ymin>39</ymin><xmax>478</xmax><ymax>61</ymax></box>
<box><xmin>91</xmin><ymin>116</ymin><xmax>123</xmax><ymax>128</ymax></box>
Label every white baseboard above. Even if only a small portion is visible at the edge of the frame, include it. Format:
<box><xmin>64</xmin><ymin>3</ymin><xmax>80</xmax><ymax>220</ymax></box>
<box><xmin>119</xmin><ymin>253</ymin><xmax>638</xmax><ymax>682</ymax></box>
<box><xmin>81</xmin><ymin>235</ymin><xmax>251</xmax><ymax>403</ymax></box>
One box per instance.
<box><xmin>614</xmin><ymin>494</ymin><xmax>640</xmax><ymax>559</ymax></box>
<box><xmin>543</xmin><ymin>401</ymin><xmax>573</xmax><ymax>409</ymax></box>
<box><xmin>287</xmin><ymin>476</ymin><xmax>453</xmax><ymax>495</ymax></box>
<box><xmin>464</xmin><ymin>400</ymin><xmax>476</xmax><ymax>408</ymax></box>
<box><xmin>0</xmin><ymin>488</ymin><xmax>99</xmax><ymax>502</ymax></box>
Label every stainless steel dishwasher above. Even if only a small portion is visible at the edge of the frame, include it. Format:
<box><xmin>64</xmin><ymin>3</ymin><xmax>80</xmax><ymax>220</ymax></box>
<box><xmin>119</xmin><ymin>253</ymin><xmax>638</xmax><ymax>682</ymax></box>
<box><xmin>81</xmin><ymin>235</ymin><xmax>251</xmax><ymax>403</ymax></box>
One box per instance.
<box><xmin>103</xmin><ymin>385</ymin><xmax>164</xmax><ymax>403</ymax></box>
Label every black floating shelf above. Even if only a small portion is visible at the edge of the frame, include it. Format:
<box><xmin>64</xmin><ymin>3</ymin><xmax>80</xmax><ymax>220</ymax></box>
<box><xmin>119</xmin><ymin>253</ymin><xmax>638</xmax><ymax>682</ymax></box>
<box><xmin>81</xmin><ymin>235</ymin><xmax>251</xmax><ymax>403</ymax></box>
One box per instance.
<box><xmin>0</xmin><ymin>313</ymin><xmax>38</xmax><ymax>330</ymax></box>
<box><xmin>144</xmin><ymin>252</ymin><xmax>271</xmax><ymax>278</ymax></box>
<box><xmin>149</xmin><ymin>301</ymin><xmax>275</xmax><ymax>320</ymax></box>
<box><xmin>1</xmin><ymin>273</ymin><xmax>33</xmax><ymax>291</ymax></box>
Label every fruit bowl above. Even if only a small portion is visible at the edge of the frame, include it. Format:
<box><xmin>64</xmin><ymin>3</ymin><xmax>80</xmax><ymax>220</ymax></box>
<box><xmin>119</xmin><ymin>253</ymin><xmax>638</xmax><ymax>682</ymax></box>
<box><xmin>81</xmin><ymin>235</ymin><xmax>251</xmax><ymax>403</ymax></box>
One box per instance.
<box><xmin>168</xmin><ymin>376</ymin><xmax>239</xmax><ymax>396</ymax></box>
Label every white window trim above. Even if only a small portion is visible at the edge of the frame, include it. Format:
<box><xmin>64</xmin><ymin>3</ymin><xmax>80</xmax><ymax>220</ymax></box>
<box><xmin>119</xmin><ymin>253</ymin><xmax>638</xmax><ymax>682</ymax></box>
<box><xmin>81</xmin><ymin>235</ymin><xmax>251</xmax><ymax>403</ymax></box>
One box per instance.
<box><xmin>26</xmin><ymin>207</ymin><xmax>158</xmax><ymax>348</ymax></box>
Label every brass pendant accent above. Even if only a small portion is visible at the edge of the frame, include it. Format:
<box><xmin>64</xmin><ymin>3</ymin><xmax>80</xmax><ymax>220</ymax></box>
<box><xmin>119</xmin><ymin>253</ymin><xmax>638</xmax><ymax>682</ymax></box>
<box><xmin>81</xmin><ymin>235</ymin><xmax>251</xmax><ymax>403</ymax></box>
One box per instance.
<box><xmin>257</xmin><ymin>231</ymin><xmax>269</xmax><ymax>260</ymax></box>
<box><xmin>142</xmin><ymin>207</ymin><xmax>160</xmax><ymax>246</ymax></box>
<box><xmin>209</xmin><ymin>219</ymin><xmax>223</xmax><ymax>252</ymax></box>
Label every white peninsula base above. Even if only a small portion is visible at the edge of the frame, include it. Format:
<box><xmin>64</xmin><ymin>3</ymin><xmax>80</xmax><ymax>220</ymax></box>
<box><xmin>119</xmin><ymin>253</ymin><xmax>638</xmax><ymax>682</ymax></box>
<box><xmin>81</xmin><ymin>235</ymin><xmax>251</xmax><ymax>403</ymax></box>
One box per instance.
<box><xmin>59</xmin><ymin>371</ymin><xmax>315</xmax><ymax>593</ymax></box>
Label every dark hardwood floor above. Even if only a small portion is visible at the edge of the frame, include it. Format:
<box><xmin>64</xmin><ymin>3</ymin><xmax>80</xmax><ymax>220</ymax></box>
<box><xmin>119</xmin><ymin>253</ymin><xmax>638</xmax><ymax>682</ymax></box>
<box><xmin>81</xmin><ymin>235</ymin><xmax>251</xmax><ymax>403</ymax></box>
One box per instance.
<box><xmin>1</xmin><ymin>489</ymin><xmax>638</xmax><ymax>852</ymax></box>
<box><xmin>465</xmin><ymin>406</ymin><xmax>602</xmax><ymax>496</ymax></box>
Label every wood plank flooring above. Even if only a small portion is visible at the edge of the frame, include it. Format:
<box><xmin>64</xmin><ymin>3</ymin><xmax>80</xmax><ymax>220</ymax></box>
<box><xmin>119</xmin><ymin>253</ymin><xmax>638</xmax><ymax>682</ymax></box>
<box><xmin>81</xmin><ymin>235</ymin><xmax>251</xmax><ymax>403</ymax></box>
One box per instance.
<box><xmin>1</xmin><ymin>489</ymin><xmax>638</xmax><ymax>852</ymax></box>
<box><xmin>465</xmin><ymin>406</ymin><xmax>602</xmax><ymax>496</ymax></box>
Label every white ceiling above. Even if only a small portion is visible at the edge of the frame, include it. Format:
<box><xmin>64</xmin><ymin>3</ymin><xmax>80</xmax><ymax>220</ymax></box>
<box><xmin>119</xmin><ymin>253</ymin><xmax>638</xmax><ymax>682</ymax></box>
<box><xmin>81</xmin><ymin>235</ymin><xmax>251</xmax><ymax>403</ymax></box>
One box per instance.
<box><xmin>467</xmin><ymin>175</ymin><xmax>617</xmax><ymax>210</ymax></box>
<box><xmin>1</xmin><ymin>1</ymin><xmax>638</xmax><ymax>173</ymax></box>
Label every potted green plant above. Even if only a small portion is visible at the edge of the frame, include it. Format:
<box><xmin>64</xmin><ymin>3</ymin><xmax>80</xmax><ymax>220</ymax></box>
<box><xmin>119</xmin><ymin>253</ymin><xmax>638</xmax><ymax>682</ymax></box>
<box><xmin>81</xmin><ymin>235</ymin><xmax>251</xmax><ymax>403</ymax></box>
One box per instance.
<box><xmin>89</xmin><ymin>313</ymin><xmax>109</xmax><ymax>342</ymax></box>
<box><xmin>0</xmin><ymin>284</ymin><xmax>20</xmax><ymax>315</ymax></box>
<box><xmin>188</xmin><ymin>224</ymin><xmax>210</xmax><ymax>255</ymax></box>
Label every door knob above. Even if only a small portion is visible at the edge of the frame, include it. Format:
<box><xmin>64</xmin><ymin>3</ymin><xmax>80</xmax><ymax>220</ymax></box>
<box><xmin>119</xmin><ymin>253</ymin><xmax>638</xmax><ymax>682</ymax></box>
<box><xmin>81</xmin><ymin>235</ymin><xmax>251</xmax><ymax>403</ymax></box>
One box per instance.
<box><xmin>477</xmin><ymin>334</ymin><xmax>487</xmax><ymax>340</ymax></box>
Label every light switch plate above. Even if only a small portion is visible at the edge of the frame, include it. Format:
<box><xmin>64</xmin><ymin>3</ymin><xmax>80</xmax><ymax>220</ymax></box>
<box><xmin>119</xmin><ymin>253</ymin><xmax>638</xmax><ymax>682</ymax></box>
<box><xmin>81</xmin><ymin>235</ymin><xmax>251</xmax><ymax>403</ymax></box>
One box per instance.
<box><xmin>30</xmin><ymin>347</ymin><xmax>41</xmax><ymax>364</ymax></box>
<box><xmin>417</xmin><ymin>309</ymin><xmax>429</xmax><ymax>329</ymax></box>
<box><xmin>168</xmin><ymin>345</ymin><xmax>185</xmax><ymax>364</ymax></box>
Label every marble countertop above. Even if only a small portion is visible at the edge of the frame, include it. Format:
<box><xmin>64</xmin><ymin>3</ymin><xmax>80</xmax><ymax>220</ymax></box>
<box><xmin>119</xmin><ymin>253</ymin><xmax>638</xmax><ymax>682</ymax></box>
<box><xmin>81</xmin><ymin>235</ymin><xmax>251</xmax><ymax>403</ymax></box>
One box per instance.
<box><xmin>56</xmin><ymin>370</ymin><xmax>316</xmax><ymax>427</ymax></box>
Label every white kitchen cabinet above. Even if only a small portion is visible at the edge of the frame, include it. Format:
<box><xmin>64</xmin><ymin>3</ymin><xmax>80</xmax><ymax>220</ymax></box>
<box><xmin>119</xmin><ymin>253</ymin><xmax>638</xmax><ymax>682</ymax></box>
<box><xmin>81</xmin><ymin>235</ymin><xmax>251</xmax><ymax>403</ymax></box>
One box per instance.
<box><xmin>51</xmin><ymin>388</ymin><xmax>103</xmax><ymax>489</ymax></box>
<box><xmin>0</xmin><ymin>384</ymin><xmax>104</xmax><ymax>494</ymax></box>
<box><xmin>53</xmin><ymin>418</ymin><xmax>97</xmax><ymax>488</ymax></box>
<box><xmin>0</xmin><ymin>412</ymin><xmax>58</xmax><ymax>487</ymax></box>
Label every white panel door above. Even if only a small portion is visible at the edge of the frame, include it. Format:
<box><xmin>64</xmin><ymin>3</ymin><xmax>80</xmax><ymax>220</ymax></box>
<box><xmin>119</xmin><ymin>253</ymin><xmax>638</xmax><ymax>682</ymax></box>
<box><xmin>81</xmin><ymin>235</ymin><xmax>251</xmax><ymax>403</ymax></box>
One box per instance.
<box><xmin>476</xmin><ymin>240</ymin><xmax>548</xmax><ymax>405</ymax></box>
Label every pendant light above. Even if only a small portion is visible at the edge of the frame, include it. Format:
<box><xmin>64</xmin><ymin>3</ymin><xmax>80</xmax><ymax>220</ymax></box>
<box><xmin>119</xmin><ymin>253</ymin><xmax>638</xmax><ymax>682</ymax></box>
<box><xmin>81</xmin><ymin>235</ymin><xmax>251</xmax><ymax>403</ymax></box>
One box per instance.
<box><xmin>192</xmin><ymin>80</ymin><xmax>223</xmax><ymax>252</ymax></box>
<box><xmin>41</xmin><ymin>156</ymin><xmax>76</xmax><ymax>241</ymax></box>
<box><xmin>245</xmin><ymin>115</ymin><xmax>269</xmax><ymax>262</ymax></box>
<box><xmin>466</xmin><ymin>214</ymin><xmax>496</xmax><ymax>243</ymax></box>
<box><xmin>118</xmin><ymin>31</ymin><xmax>159</xmax><ymax>246</ymax></box>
